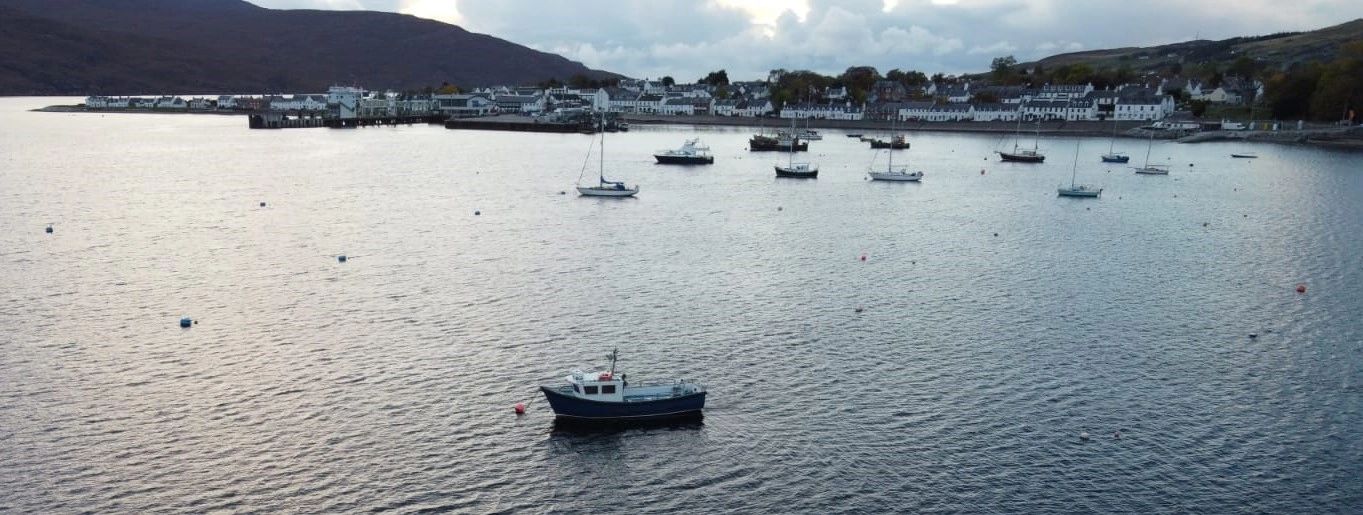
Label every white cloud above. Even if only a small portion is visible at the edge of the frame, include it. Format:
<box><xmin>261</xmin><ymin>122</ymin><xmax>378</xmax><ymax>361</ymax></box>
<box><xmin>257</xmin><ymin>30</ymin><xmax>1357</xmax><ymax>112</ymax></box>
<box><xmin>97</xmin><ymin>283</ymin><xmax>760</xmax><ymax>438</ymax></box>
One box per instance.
<box><xmin>968</xmin><ymin>41</ymin><xmax>1017</xmax><ymax>55</ymax></box>
<box><xmin>398</xmin><ymin>0</ymin><xmax>462</xmax><ymax>25</ymax></box>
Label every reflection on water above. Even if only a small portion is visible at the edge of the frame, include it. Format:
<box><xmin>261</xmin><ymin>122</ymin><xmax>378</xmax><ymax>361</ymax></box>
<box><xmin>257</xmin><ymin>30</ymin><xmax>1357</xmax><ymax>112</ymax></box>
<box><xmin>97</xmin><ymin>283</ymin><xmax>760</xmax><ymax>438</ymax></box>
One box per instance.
<box><xmin>0</xmin><ymin>98</ymin><xmax>1360</xmax><ymax>513</ymax></box>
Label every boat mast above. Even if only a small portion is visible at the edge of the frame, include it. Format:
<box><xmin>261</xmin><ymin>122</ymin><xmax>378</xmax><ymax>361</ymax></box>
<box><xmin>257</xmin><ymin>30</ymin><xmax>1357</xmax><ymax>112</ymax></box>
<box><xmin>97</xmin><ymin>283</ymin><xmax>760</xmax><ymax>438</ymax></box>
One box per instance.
<box><xmin>1033</xmin><ymin>120</ymin><xmax>1040</xmax><ymax>152</ymax></box>
<box><xmin>888</xmin><ymin>116</ymin><xmax>895</xmax><ymax>171</ymax></box>
<box><xmin>788</xmin><ymin>115</ymin><xmax>796</xmax><ymax>167</ymax></box>
<box><xmin>1143</xmin><ymin>130</ymin><xmax>1154</xmax><ymax>168</ymax></box>
<box><xmin>1109</xmin><ymin>116</ymin><xmax>1117</xmax><ymax>154</ymax></box>
<box><xmin>1071</xmin><ymin>139</ymin><xmax>1080</xmax><ymax>187</ymax></box>
<box><xmin>1012</xmin><ymin>115</ymin><xmax>1023</xmax><ymax>152</ymax></box>
<box><xmin>599</xmin><ymin>117</ymin><xmax>605</xmax><ymax>185</ymax></box>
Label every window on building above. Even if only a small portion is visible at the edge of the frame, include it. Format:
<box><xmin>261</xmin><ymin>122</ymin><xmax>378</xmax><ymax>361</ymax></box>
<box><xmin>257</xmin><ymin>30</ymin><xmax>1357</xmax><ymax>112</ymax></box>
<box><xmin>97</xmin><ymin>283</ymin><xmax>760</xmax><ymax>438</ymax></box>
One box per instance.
<box><xmin>583</xmin><ymin>385</ymin><xmax>598</xmax><ymax>395</ymax></box>
<box><xmin>601</xmin><ymin>385</ymin><xmax>616</xmax><ymax>394</ymax></box>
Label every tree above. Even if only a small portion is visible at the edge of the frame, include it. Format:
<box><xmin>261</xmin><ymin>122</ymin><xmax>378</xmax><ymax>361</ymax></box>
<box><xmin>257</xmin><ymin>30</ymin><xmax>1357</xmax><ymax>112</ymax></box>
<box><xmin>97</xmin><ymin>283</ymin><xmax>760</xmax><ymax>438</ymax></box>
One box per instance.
<box><xmin>700</xmin><ymin>69</ymin><xmax>730</xmax><ymax>87</ymax></box>
<box><xmin>1309</xmin><ymin>41</ymin><xmax>1363</xmax><ymax>120</ymax></box>
<box><xmin>838</xmin><ymin>66</ymin><xmax>881</xmax><ymax>103</ymax></box>
<box><xmin>1227</xmin><ymin>56</ymin><xmax>1257</xmax><ymax>79</ymax></box>
<box><xmin>1189</xmin><ymin>99</ymin><xmax>1210</xmax><ymax>117</ymax></box>
<box><xmin>436</xmin><ymin>82</ymin><xmax>459</xmax><ymax>95</ymax></box>
<box><xmin>886</xmin><ymin>68</ymin><xmax>927</xmax><ymax>87</ymax></box>
<box><xmin>567</xmin><ymin>74</ymin><xmax>600</xmax><ymax>89</ymax></box>
<box><xmin>990</xmin><ymin>55</ymin><xmax>1017</xmax><ymax>79</ymax></box>
<box><xmin>973</xmin><ymin>91</ymin><xmax>1000</xmax><ymax>103</ymax></box>
<box><xmin>661</xmin><ymin>76</ymin><xmax>676</xmax><ymax>87</ymax></box>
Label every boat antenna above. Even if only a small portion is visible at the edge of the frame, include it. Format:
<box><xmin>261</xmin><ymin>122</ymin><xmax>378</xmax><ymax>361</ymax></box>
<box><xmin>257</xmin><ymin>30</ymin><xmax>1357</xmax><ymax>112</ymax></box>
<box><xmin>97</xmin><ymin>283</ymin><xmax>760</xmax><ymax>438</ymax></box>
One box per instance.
<box><xmin>607</xmin><ymin>348</ymin><xmax>618</xmax><ymax>376</ymax></box>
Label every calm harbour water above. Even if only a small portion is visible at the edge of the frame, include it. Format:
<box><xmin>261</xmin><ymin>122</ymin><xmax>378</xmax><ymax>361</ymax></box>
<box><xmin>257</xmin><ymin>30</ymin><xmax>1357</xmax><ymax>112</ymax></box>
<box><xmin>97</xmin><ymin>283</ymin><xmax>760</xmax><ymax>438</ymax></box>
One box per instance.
<box><xmin>1</xmin><ymin>97</ymin><xmax>1361</xmax><ymax>513</ymax></box>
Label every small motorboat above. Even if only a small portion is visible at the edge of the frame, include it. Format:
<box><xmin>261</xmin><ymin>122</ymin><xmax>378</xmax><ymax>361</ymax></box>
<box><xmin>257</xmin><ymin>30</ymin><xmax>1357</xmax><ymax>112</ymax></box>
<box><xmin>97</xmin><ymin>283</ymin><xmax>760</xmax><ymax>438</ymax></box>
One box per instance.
<box><xmin>540</xmin><ymin>349</ymin><xmax>705</xmax><ymax>422</ymax></box>
<box><xmin>869</xmin><ymin>135</ymin><xmax>910</xmax><ymax>149</ymax></box>
<box><xmin>998</xmin><ymin>148</ymin><xmax>1045</xmax><ymax>162</ymax></box>
<box><xmin>1133</xmin><ymin>164</ymin><xmax>1170</xmax><ymax>175</ymax></box>
<box><xmin>775</xmin><ymin>162</ymin><xmax>819</xmax><ymax>178</ymax></box>
<box><xmin>654</xmin><ymin>138</ymin><xmax>714</xmax><ymax>164</ymax></box>
<box><xmin>1101</xmin><ymin>153</ymin><xmax>1130</xmax><ymax>163</ymax></box>
<box><xmin>749</xmin><ymin>133</ymin><xmax>807</xmax><ymax>151</ymax></box>
<box><xmin>1231</xmin><ymin>153</ymin><xmax>1258</xmax><ymax>158</ymax></box>
<box><xmin>1057</xmin><ymin>184</ymin><xmax>1102</xmax><ymax>197</ymax></box>
<box><xmin>846</xmin><ymin>133</ymin><xmax>863</xmax><ymax>138</ymax></box>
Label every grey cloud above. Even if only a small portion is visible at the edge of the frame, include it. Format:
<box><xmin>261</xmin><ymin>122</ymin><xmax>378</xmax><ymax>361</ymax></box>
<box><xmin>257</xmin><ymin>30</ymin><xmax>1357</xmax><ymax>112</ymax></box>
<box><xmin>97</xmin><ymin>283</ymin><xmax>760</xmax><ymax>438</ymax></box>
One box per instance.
<box><xmin>246</xmin><ymin>0</ymin><xmax>1363</xmax><ymax>80</ymax></box>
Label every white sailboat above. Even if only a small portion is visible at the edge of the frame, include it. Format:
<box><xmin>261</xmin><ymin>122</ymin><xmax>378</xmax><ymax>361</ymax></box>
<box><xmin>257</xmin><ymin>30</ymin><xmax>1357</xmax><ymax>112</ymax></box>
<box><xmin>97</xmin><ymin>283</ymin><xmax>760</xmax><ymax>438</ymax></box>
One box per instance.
<box><xmin>774</xmin><ymin>116</ymin><xmax>818</xmax><ymax>178</ymax></box>
<box><xmin>868</xmin><ymin>118</ymin><xmax>922</xmax><ymax>182</ymax></box>
<box><xmin>1058</xmin><ymin>140</ymin><xmax>1102</xmax><ymax>197</ymax></box>
<box><xmin>1100</xmin><ymin>116</ymin><xmax>1129</xmax><ymax>163</ymax></box>
<box><xmin>577</xmin><ymin>120</ymin><xmax>638</xmax><ymax>197</ymax></box>
<box><xmin>1132</xmin><ymin>130</ymin><xmax>1169</xmax><ymax>175</ymax></box>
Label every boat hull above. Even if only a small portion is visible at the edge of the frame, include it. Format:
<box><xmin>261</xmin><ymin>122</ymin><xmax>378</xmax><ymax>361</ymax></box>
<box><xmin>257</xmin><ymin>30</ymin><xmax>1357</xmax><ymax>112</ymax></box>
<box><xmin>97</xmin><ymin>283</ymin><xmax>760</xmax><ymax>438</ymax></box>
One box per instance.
<box><xmin>998</xmin><ymin>152</ymin><xmax>1045</xmax><ymax>163</ymax></box>
<box><xmin>654</xmin><ymin>154</ymin><xmax>714</xmax><ymax>165</ymax></box>
<box><xmin>1230</xmin><ymin>154</ymin><xmax>1258</xmax><ymax>158</ymax></box>
<box><xmin>869</xmin><ymin>172</ymin><xmax>922</xmax><ymax>182</ymax></box>
<box><xmin>1101</xmin><ymin>154</ymin><xmax>1130</xmax><ymax>163</ymax></box>
<box><xmin>540</xmin><ymin>386</ymin><xmax>706</xmax><ymax>421</ymax></box>
<box><xmin>750</xmin><ymin>139</ymin><xmax>808</xmax><ymax>152</ymax></box>
<box><xmin>1057</xmin><ymin>188</ymin><xmax>1101</xmax><ymax>197</ymax></box>
<box><xmin>577</xmin><ymin>186</ymin><xmax>638</xmax><ymax>197</ymax></box>
<box><xmin>869</xmin><ymin>141</ymin><xmax>910</xmax><ymax>149</ymax></box>
<box><xmin>1133</xmin><ymin>167</ymin><xmax>1169</xmax><ymax>175</ymax></box>
<box><xmin>775</xmin><ymin>166</ymin><xmax>818</xmax><ymax>178</ymax></box>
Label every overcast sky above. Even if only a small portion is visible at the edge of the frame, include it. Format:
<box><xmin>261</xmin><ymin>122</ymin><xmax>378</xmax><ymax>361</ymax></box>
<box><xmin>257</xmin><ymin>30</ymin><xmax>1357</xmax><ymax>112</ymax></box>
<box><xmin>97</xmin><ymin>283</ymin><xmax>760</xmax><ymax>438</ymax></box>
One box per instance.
<box><xmin>249</xmin><ymin>0</ymin><xmax>1362</xmax><ymax>81</ymax></box>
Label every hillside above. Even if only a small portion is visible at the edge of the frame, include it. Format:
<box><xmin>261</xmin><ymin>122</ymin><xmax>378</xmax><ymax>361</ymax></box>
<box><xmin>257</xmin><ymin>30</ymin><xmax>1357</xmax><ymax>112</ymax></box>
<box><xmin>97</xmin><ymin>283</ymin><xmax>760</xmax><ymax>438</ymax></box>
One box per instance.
<box><xmin>1019</xmin><ymin>18</ymin><xmax>1363</xmax><ymax>74</ymax></box>
<box><xmin>0</xmin><ymin>0</ymin><xmax>618</xmax><ymax>95</ymax></box>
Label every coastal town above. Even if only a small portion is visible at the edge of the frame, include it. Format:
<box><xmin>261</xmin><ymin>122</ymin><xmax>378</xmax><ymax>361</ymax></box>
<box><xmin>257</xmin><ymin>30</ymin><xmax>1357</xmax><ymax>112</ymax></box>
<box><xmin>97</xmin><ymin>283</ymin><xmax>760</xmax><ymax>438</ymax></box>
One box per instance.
<box><xmin>78</xmin><ymin>71</ymin><xmax>1273</xmax><ymax>134</ymax></box>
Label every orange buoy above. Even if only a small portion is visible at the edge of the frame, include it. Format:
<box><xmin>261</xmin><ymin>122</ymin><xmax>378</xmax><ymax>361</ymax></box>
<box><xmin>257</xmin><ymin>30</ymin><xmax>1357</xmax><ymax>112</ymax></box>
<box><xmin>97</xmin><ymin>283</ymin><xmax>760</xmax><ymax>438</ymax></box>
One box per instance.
<box><xmin>1296</xmin><ymin>284</ymin><xmax>1307</xmax><ymax>294</ymax></box>
<box><xmin>514</xmin><ymin>403</ymin><xmax>526</xmax><ymax>415</ymax></box>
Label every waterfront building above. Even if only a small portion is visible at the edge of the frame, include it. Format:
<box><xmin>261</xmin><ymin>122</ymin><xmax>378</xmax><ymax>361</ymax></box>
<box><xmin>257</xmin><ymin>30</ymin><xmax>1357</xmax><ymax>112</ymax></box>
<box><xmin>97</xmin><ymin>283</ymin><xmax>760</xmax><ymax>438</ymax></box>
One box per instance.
<box><xmin>971</xmin><ymin>102</ymin><xmax>1020</xmax><ymax>122</ymax></box>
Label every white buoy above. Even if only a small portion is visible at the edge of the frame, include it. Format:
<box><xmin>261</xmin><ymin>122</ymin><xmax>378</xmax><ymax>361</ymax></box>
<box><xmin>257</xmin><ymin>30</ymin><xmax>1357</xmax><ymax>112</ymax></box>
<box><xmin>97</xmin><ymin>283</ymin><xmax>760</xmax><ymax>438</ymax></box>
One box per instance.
<box><xmin>1079</xmin><ymin>432</ymin><xmax>1090</xmax><ymax>440</ymax></box>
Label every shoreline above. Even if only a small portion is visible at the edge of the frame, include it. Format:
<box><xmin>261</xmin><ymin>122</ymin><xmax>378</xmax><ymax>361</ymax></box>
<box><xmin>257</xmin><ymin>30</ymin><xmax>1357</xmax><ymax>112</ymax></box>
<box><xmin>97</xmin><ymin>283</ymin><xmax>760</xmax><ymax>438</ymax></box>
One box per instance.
<box><xmin>622</xmin><ymin>114</ymin><xmax>1148</xmax><ymax>138</ymax></box>
<box><xmin>32</xmin><ymin>105</ymin><xmax>1363</xmax><ymax>149</ymax></box>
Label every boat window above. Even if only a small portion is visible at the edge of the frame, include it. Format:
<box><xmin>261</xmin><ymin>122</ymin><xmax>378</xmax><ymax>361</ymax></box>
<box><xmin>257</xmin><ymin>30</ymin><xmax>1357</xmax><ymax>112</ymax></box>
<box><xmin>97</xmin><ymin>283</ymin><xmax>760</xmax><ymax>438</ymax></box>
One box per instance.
<box><xmin>573</xmin><ymin>384</ymin><xmax>580</xmax><ymax>393</ymax></box>
<box><xmin>601</xmin><ymin>385</ymin><xmax>616</xmax><ymax>394</ymax></box>
<box><xmin>583</xmin><ymin>385</ymin><xmax>598</xmax><ymax>395</ymax></box>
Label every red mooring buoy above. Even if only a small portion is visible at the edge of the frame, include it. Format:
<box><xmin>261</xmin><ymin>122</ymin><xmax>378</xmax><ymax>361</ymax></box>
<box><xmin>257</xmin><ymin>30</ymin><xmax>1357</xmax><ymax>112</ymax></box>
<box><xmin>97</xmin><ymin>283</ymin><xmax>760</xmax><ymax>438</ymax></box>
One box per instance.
<box><xmin>514</xmin><ymin>403</ymin><xmax>526</xmax><ymax>415</ymax></box>
<box><xmin>1296</xmin><ymin>284</ymin><xmax>1307</xmax><ymax>294</ymax></box>
<box><xmin>860</xmin><ymin>254</ymin><xmax>867</xmax><ymax>262</ymax></box>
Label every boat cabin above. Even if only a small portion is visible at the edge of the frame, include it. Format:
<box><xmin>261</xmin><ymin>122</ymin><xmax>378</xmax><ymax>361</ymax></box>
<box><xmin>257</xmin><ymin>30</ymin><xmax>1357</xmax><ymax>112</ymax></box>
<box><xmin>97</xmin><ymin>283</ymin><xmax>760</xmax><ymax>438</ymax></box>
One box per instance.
<box><xmin>565</xmin><ymin>369</ymin><xmax>626</xmax><ymax>402</ymax></box>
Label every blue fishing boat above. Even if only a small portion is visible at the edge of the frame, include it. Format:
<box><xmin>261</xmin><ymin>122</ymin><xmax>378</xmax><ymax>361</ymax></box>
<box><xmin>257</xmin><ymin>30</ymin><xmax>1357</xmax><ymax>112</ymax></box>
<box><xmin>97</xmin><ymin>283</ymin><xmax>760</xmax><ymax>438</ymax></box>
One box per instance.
<box><xmin>540</xmin><ymin>349</ymin><xmax>705</xmax><ymax>422</ymax></box>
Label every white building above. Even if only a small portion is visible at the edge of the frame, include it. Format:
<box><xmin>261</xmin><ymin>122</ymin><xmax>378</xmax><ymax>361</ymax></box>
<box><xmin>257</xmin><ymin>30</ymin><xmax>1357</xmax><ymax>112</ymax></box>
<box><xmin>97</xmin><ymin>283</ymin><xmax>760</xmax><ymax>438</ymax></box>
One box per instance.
<box><xmin>925</xmin><ymin>104</ymin><xmax>974</xmax><ymax>121</ymax></box>
<box><xmin>434</xmin><ymin>94</ymin><xmax>494</xmax><ymax>117</ymax></box>
<box><xmin>735</xmin><ymin>99</ymin><xmax>774</xmax><ymax>117</ymax></box>
<box><xmin>658</xmin><ymin>97</ymin><xmax>696</xmax><ymax>115</ymax></box>
<box><xmin>216</xmin><ymin>95</ymin><xmax>238</xmax><ymax>110</ymax></box>
<box><xmin>154</xmin><ymin>96</ymin><xmax>187</xmax><ymax>110</ymax></box>
<box><xmin>971</xmin><ymin>103</ymin><xmax>1019</xmax><ymax>122</ymax></box>
<box><xmin>780</xmin><ymin>103</ymin><xmax>863</xmax><ymax>120</ymax></box>
<box><xmin>1114</xmin><ymin>95</ymin><xmax>1175</xmax><ymax>121</ymax></box>
<box><xmin>898</xmin><ymin>101</ymin><xmax>935</xmax><ymax>121</ymax></box>
<box><xmin>188</xmin><ymin>97</ymin><xmax>213</xmax><ymax>110</ymax></box>
<box><xmin>1034</xmin><ymin>83</ymin><xmax>1094</xmax><ymax>102</ymax></box>
<box><xmin>494</xmin><ymin>94</ymin><xmax>546</xmax><ymax>114</ymax></box>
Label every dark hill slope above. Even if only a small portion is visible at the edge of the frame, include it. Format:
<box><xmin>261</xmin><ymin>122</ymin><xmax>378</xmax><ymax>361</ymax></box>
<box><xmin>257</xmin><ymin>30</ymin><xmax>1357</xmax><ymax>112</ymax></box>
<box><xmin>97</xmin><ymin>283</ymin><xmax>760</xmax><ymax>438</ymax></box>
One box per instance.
<box><xmin>0</xmin><ymin>0</ymin><xmax>618</xmax><ymax>95</ymax></box>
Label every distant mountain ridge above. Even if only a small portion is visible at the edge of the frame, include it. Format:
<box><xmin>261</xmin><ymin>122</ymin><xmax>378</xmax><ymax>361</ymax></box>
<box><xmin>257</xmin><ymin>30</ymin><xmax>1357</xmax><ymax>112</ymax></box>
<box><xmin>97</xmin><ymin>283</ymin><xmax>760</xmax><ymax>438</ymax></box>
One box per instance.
<box><xmin>0</xmin><ymin>0</ymin><xmax>619</xmax><ymax>95</ymax></box>
<box><xmin>1016</xmin><ymin>18</ymin><xmax>1363</xmax><ymax>74</ymax></box>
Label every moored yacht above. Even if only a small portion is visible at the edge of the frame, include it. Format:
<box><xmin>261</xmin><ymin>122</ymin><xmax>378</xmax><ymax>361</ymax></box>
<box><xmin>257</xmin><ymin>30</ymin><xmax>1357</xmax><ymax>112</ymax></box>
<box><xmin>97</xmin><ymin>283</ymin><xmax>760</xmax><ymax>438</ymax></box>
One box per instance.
<box><xmin>654</xmin><ymin>138</ymin><xmax>714</xmax><ymax>164</ymax></box>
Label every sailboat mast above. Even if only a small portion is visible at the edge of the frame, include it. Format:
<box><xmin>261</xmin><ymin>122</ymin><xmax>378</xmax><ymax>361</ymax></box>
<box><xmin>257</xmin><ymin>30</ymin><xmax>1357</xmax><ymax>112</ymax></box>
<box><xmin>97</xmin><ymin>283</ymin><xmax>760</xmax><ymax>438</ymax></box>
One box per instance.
<box><xmin>1033</xmin><ymin>120</ymin><xmax>1040</xmax><ymax>151</ymax></box>
<box><xmin>1071</xmin><ymin>140</ymin><xmax>1080</xmax><ymax>187</ymax></box>
<box><xmin>1013</xmin><ymin>115</ymin><xmax>1022</xmax><ymax>151</ymax></box>
<box><xmin>1143</xmin><ymin>131</ymin><xmax>1153</xmax><ymax>168</ymax></box>
<box><xmin>605</xmin><ymin>118</ymin><xmax>610</xmax><ymax>185</ymax></box>
<box><xmin>1109</xmin><ymin>117</ymin><xmax>1117</xmax><ymax>153</ymax></box>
